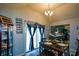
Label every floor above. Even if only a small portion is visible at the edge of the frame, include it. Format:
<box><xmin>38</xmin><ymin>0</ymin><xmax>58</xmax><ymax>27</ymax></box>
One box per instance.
<box><xmin>25</xmin><ymin>48</ymin><xmax>56</xmax><ymax>56</ymax></box>
<box><xmin>25</xmin><ymin>48</ymin><xmax>70</xmax><ymax>56</ymax></box>
<box><xmin>25</xmin><ymin>49</ymin><xmax>39</xmax><ymax>56</ymax></box>
<box><xmin>75</xmin><ymin>47</ymin><xmax>79</xmax><ymax>56</ymax></box>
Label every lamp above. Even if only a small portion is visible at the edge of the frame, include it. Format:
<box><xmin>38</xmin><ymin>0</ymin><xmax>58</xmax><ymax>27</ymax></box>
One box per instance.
<box><xmin>44</xmin><ymin>4</ymin><xmax>54</xmax><ymax>16</ymax></box>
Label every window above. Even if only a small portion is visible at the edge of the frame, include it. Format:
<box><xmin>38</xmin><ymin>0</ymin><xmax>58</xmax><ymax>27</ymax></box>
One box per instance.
<box><xmin>26</xmin><ymin>24</ymin><xmax>44</xmax><ymax>52</ymax></box>
<box><xmin>36</xmin><ymin>27</ymin><xmax>41</xmax><ymax>48</ymax></box>
<box><xmin>26</xmin><ymin>27</ymin><xmax>31</xmax><ymax>52</ymax></box>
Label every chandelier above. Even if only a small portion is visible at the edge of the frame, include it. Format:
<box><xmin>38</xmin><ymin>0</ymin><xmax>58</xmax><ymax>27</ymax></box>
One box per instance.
<box><xmin>44</xmin><ymin>4</ymin><xmax>54</xmax><ymax>16</ymax></box>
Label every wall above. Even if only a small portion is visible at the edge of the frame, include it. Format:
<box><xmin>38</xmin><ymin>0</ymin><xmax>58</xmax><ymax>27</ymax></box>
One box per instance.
<box><xmin>0</xmin><ymin>6</ymin><xmax>49</xmax><ymax>55</ymax></box>
<box><xmin>50</xmin><ymin>18</ymin><xmax>79</xmax><ymax>55</ymax></box>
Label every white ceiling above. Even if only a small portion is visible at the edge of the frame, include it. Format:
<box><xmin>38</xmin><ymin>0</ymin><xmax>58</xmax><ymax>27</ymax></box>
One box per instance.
<box><xmin>0</xmin><ymin>3</ymin><xmax>79</xmax><ymax>23</ymax></box>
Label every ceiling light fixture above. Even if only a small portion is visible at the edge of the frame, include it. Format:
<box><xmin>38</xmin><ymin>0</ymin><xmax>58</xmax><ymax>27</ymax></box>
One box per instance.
<box><xmin>44</xmin><ymin>3</ymin><xmax>54</xmax><ymax>16</ymax></box>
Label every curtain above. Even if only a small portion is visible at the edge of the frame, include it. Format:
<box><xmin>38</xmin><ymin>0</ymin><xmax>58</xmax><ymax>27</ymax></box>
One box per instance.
<box><xmin>41</xmin><ymin>27</ymin><xmax>45</xmax><ymax>41</ymax></box>
<box><xmin>38</xmin><ymin>26</ymin><xmax>42</xmax><ymax>42</ymax></box>
<box><xmin>27</xmin><ymin>23</ymin><xmax>45</xmax><ymax>51</ymax></box>
<box><xmin>33</xmin><ymin>26</ymin><xmax>37</xmax><ymax>48</ymax></box>
<box><xmin>38</xmin><ymin>25</ymin><xmax>45</xmax><ymax>42</ymax></box>
<box><xmin>27</xmin><ymin>24</ymin><xmax>37</xmax><ymax>51</ymax></box>
<box><xmin>27</xmin><ymin>24</ymin><xmax>31</xmax><ymax>51</ymax></box>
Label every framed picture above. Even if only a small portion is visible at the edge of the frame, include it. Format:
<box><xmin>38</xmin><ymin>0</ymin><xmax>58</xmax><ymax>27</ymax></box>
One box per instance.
<box><xmin>16</xmin><ymin>18</ymin><xmax>23</xmax><ymax>33</ymax></box>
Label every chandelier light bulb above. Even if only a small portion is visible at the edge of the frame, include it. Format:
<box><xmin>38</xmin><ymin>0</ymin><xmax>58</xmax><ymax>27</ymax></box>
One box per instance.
<box><xmin>44</xmin><ymin>11</ymin><xmax>48</xmax><ymax>16</ymax></box>
<box><xmin>44</xmin><ymin>10</ymin><xmax>54</xmax><ymax>16</ymax></box>
<box><xmin>50</xmin><ymin>11</ymin><xmax>54</xmax><ymax>16</ymax></box>
<box><xmin>48</xmin><ymin>10</ymin><xmax>50</xmax><ymax>14</ymax></box>
<box><xmin>50</xmin><ymin>11</ymin><xmax>53</xmax><ymax>15</ymax></box>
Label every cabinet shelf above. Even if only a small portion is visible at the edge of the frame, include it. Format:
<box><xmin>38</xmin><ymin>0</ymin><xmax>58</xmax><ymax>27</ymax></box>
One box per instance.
<box><xmin>0</xmin><ymin>15</ymin><xmax>13</xmax><ymax>56</ymax></box>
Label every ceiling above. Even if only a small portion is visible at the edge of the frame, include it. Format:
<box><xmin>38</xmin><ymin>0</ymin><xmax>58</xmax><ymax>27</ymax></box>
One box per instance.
<box><xmin>0</xmin><ymin>3</ymin><xmax>79</xmax><ymax>23</ymax></box>
<box><xmin>0</xmin><ymin>3</ymin><xmax>64</xmax><ymax>12</ymax></box>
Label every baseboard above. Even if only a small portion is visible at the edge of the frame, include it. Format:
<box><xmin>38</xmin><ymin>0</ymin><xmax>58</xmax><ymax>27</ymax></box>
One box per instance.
<box><xmin>15</xmin><ymin>52</ymin><xmax>26</xmax><ymax>56</ymax></box>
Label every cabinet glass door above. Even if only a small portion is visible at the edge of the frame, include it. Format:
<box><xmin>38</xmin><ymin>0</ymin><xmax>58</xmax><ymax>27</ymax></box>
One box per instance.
<box><xmin>1</xmin><ymin>25</ymin><xmax>7</xmax><ymax>56</ymax></box>
<box><xmin>8</xmin><ymin>26</ymin><xmax>13</xmax><ymax>56</ymax></box>
<box><xmin>1</xmin><ymin>25</ymin><xmax>13</xmax><ymax>56</ymax></box>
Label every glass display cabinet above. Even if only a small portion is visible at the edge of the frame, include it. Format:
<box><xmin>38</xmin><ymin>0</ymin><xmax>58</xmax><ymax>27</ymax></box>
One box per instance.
<box><xmin>0</xmin><ymin>15</ymin><xmax>13</xmax><ymax>56</ymax></box>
